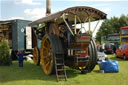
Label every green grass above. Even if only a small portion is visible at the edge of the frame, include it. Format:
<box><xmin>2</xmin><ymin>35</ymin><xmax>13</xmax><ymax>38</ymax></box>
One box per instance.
<box><xmin>0</xmin><ymin>55</ymin><xmax>128</xmax><ymax>85</ymax></box>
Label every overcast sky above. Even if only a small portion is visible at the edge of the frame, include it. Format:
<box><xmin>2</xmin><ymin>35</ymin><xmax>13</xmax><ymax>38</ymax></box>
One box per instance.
<box><xmin>0</xmin><ymin>0</ymin><xmax>128</xmax><ymax>36</ymax></box>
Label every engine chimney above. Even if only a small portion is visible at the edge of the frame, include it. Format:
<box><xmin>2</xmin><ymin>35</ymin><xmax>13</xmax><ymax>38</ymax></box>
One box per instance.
<box><xmin>46</xmin><ymin>0</ymin><xmax>51</xmax><ymax>16</ymax></box>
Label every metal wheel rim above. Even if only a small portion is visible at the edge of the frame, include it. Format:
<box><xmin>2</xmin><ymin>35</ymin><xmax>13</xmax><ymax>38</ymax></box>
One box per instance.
<box><xmin>40</xmin><ymin>36</ymin><xmax>53</xmax><ymax>75</ymax></box>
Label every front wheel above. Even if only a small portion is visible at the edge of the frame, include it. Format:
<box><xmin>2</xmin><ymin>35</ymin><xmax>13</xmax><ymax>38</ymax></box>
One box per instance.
<box><xmin>33</xmin><ymin>47</ymin><xmax>40</xmax><ymax>65</ymax></box>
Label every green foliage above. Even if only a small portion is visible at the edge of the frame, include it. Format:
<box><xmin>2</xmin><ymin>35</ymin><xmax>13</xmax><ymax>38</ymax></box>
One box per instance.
<box><xmin>0</xmin><ymin>40</ymin><xmax>10</xmax><ymax>65</ymax></box>
<box><xmin>96</xmin><ymin>14</ymin><xmax>128</xmax><ymax>42</ymax></box>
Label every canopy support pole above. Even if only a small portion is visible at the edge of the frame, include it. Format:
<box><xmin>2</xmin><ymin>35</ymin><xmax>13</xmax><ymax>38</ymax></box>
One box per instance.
<box><xmin>92</xmin><ymin>20</ymin><xmax>100</xmax><ymax>34</ymax></box>
<box><xmin>74</xmin><ymin>15</ymin><xmax>77</xmax><ymax>34</ymax></box>
<box><xmin>62</xmin><ymin>15</ymin><xmax>74</xmax><ymax>36</ymax></box>
<box><xmin>88</xmin><ymin>16</ymin><xmax>91</xmax><ymax>34</ymax></box>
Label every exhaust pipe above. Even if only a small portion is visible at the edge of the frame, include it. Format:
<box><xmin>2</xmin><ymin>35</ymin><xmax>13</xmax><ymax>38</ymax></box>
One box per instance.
<box><xmin>46</xmin><ymin>0</ymin><xmax>51</xmax><ymax>16</ymax></box>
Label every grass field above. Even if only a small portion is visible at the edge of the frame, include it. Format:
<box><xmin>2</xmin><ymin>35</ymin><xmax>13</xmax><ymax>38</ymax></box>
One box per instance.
<box><xmin>0</xmin><ymin>55</ymin><xmax>128</xmax><ymax>85</ymax></box>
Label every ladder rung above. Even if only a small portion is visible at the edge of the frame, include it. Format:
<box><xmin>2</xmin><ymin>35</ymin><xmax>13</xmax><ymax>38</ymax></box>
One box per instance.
<box><xmin>58</xmin><ymin>75</ymin><xmax>66</xmax><ymax>78</ymax></box>
<box><xmin>56</xmin><ymin>58</ymin><xmax>63</xmax><ymax>60</ymax></box>
<box><xmin>56</xmin><ymin>63</ymin><xmax>64</xmax><ymax>65</ymax></box>
<box><xmin>56</xmin><ymin>52</ymin><xmax>64</xmax><ymax>54</ymax></box>
<box><xmin>57</xmin><ymin>69</ymin><xmax>64</xmax><ymax>71</ymax></box>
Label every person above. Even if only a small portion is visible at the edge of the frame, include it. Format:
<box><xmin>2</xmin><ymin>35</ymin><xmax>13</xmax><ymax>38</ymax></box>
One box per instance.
<box><xmin>96</xmin><ymin>42</ymin><xmax>101</xmax><ymax>51</ymax></box>
<box><xmin>101</xmin><ymin>42</ymin><xmax>105</xmax><ymax>52</ymax></box>
<box><xmin>113</xmin><ymin>45</ymin><xmax>117</xmax><ymax>53</ymax></box>
<box><xmin>17</xmin><ymin>50</ymin><xmax>24</xmax><ymax>67</ymax></box>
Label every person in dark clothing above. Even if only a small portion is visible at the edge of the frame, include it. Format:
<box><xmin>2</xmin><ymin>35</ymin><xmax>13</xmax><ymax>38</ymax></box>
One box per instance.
<box><xmin>113</xmin><ymin>45</ymin><xmax>117</xmax><ymax>53</ymax></box>
<box><xmin>17</xmin><ymin>50</ymin><xmax>24</xmax><ymax>67</ymax></box>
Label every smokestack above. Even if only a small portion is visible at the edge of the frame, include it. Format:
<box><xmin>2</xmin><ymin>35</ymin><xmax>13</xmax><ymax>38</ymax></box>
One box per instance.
<box><xmin>46</xmin><ymin>0</ymin><xmax>51</xmax><ymax>16</ymax></box>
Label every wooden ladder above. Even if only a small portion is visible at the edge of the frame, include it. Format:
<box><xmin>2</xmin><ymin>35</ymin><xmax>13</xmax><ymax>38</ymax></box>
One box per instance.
<box><xmin>55</xmin><ymin>54</ymin><xmax>67</xmax><ymax>82</ymax></box>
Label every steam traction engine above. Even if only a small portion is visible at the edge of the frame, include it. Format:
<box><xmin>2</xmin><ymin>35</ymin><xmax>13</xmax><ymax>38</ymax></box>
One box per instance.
<box><xmin>30</xmin><ymin>6</ymin><xmax>106</xmax><ymax>81</ymax></box>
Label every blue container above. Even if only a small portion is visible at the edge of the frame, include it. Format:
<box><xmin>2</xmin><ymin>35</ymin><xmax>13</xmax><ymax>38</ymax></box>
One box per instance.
<box><xmin>101</xmin><ymin>60</ymin><xmax>119</xmax><ymax>73</ymax></box>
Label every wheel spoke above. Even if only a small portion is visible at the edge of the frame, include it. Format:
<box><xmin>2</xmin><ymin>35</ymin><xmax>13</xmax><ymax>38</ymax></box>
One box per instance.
<box><xmin>45</xmin><ymin>61</ymin><xmax>50</xmax><ymax>67</ymax></box>
<box><xmin>46</xmin><ymin>60</ymin><xmax>52</xmax><ymax>71</ymax></box>
<box><xmin>44</xmin><ymin>59</ymin><xmax>49</xmax><ymax>64</ymax></box>
<box><xmin>43</xmin><ymin>56</ymin><xmax>47</xmax><ymax>58</ymax></box>
<box><xmin>33</xmin><ymin>54</ymin><xmax>36</xmax><ymax>58</ymax></box>
<box><xmin>43</xmin><ymin>47</ymin><xmax>47</xmax><ymax>50</ymax></box>
<box><xmin>44</xmin><ymin>39</ymin><xmax>50</xmax><ymax>48</ymax></box>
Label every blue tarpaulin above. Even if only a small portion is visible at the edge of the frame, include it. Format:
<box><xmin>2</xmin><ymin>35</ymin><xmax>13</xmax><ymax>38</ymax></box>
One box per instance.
<box><xmin>98</xmin><ymin>60</ymin><xmax>119</xmax><ymax>73</ymax></box>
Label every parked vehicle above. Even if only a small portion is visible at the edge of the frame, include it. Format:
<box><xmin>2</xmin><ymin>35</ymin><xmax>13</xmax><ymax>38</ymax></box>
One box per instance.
<box><xmin>120</xmin><ymin>26</ymin><xmax>128</xmax><ymax>44</ymax></box>
<box><xmin>0</xmin><ymin>19</ymin><xmax>32</xmax><ymax>60</ymax></box>
<box><xmin>115</xmin><ymin>43</ymin><xmax>128</xmax><ymax>60</ymax></box>
<box><xmin>104</xmin><ymin>43</ymin><xmax>114</xmax><ymax>54</ymax></box>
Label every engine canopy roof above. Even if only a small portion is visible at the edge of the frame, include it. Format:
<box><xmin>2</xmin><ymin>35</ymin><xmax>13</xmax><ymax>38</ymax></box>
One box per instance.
<box><xmin>29</xmin><ymin>6</ymin><xmax>107</xmax><ymax>26</ymax></box>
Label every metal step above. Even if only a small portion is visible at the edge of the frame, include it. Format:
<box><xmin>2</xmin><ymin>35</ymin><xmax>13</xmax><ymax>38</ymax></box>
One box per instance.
<box><xmin>57</xmin><ymin>69</ymin><xmax>64</xmax><ymax>71</ymax></box>
<box><xmin>56</xmin><ymin>63</ymin><xmax>64</xmax><ymax>66</ymax></box>
<box><xmin>56</xmin><ymin>57</ymin><xmax>64</xmax><ymax>60</ymax></box>
<box><xmin>58</xmin><ymin>75</ymin><xmax>66</xmax><ymax>78</ymax></box>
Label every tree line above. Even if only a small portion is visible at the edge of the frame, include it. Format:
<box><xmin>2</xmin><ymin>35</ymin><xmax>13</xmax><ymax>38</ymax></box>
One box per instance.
<box><xmin>96</xmin><ymin>14</ymin><xmax>128</xmax><ymax>42</ymax></box>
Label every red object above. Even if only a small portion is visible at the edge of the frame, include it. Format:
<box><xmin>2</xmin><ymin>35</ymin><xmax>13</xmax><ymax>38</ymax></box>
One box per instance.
<box><xmin>116</xmin><ymin>43</ymin><xmax>128</xmax><ymax>59</ymax></box>
<box><xmin>120</xmin><ymin>26</ymin><xmax>128</xmax><ymax>29</ymax></box>
<box><xmin>108</xmin><ymin>46</ymin><xmax>112</xmax><ymax>50</ymax></box>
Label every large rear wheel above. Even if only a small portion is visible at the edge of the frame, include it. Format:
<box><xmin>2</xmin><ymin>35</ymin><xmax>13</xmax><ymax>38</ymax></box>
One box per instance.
<box><xmin>40</xmin><ymin>35</ymin><xmax>54</xmax><ymax>75</ymax></box>
<box><xmin>40</xmin><ymin>34</ymin><xmax>64</xmax><ymax>75</ymax></box>
<box><xmin>85</xmin><ymin>39</ymin><xmax>97</xmax><ymax>72</ymax></box>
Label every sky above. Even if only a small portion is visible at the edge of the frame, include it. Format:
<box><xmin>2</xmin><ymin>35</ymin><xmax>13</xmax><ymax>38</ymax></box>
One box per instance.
<box><xmin>0</xmin><ymin>0</ymin><xmax>128</xmax><ymax>36</ymax></box>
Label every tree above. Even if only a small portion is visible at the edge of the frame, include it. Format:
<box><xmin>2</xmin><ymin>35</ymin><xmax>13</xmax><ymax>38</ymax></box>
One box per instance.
<box><xmin>0</xmin><ymin>40</ymin><xmax>10</xmax><ymax>65</ymax></box>
<box><xmin>96</xmin><ymin>14</ymin><xmax>128</xmax><ymax>42</ymax></box>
